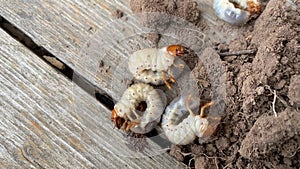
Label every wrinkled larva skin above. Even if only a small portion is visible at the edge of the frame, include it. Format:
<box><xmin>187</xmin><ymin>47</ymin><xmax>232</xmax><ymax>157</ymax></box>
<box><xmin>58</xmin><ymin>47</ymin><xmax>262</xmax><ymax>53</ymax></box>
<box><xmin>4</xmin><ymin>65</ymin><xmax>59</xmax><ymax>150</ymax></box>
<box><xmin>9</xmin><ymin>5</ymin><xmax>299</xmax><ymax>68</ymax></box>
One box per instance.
<box><xmin>128</xmin><ymin>46</ymin><xmax>183</xmax><ymax>85</ymax></box>
<box><xmin>162</xmin><ymin>96</ymin><xmax>209</xmax><ymax>145</ymax></box>
<box><xmin>214</xmin><ymin>0</ymin><xmax>249</xmax><ymax>25</ymax></box>
<box><xmin>114</xmin><ymin>83</ymin><xmax>166</xmax><ymax>134</ymax></box>
<box><xmin>213</xmin><ymin>0</ymin><xmax>261</xmax><ymax>25</ymax></box>
<box><xmin>134</xmin><ymin>57</ymin><xmax>186</xmax><ymax>85</ymax></box>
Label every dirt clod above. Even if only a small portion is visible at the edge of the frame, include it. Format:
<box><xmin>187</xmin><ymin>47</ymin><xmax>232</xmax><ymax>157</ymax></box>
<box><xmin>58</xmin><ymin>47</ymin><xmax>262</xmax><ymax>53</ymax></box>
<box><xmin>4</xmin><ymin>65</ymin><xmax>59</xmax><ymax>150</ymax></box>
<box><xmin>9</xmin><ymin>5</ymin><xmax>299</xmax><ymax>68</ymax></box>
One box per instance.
<box><xmin>288</xmin><ymin>75</ymin><xmax>300</xmax><ymax>107</ymax></box>
<box><xmin>239</xmin><ymin>108</ymin><xmax>300</xmax><ymax>159</ymax></box>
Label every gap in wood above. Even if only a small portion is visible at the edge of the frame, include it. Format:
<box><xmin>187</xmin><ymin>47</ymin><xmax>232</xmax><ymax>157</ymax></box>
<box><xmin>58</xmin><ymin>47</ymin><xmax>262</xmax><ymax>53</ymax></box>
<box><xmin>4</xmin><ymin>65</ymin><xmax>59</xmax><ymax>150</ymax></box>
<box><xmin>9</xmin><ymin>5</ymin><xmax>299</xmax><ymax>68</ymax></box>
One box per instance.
<box><xmin>0</xmin><ymin>15</ymin><xmax>114</xmax><ymax>110</ymax></box>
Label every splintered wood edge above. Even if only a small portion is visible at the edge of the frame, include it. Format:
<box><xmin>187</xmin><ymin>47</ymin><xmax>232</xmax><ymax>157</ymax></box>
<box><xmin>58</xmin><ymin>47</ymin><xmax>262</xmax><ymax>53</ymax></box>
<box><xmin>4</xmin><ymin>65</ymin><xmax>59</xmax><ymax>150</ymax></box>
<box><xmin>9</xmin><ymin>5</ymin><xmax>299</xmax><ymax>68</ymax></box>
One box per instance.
<box><xmin>0</xmin><ymin>29</ymin><xmax>184</xmax><ymax>168</ymax></box>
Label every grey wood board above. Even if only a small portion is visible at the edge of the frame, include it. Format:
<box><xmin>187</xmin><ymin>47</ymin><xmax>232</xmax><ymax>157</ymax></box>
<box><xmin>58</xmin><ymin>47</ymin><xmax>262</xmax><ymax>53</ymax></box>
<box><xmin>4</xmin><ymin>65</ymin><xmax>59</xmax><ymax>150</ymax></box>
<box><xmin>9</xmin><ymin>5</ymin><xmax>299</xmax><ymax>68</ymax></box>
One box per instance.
<box><xmin>0</xmin><ymin>29</ymin><xmax>184</xmax><ymax>168</ymax></box>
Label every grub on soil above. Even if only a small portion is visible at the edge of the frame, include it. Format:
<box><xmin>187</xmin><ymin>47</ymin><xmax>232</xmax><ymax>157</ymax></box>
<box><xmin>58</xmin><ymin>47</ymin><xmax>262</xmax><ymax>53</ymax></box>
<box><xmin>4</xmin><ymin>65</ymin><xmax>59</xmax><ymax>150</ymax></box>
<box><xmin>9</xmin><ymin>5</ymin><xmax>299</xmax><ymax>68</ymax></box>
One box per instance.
<box><xmin>128</xmin><ymin>0</ymin><xmax>300</xmax><ymax>168</ymax></box>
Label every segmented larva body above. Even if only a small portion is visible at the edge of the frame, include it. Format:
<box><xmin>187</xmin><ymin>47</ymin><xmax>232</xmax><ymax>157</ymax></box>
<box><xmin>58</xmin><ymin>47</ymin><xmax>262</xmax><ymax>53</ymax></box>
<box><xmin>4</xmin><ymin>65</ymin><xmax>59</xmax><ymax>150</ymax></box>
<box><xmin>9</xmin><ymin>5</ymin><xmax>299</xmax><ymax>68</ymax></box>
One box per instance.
<box><xmin>134</xmin><ymin>57</ymin><xmax>186</xmax><ymax>85</ymax></box>
<box><xmin>213</xmin><ymin>0</ymin><xmax>261</xmax><ymax>25</ymax></box>
<box><xmin>128</xmin><ymin>45</ymin><xmax>185</xmax><ymax>88</ymax></box>
<box><xmin>113</xmin><ymin>83</ymin><xmax>166</xmax><ymax>134</ymax></box>
<box><xmin>162</xmin><ymin>96</ymin><xmax>209</xmax><ymax>145</ymax></box>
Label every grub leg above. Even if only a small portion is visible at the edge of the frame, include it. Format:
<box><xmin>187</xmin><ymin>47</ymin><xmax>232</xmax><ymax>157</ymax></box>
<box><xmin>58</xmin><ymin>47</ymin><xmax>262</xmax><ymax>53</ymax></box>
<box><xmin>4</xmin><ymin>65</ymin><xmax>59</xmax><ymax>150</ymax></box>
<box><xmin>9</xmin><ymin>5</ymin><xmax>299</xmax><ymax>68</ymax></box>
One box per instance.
<box><xmin>124</xmin><ymin>110</ymin><xmax>140</xmax><ymax>131</ymax></box>
<box><xmin>162</xmin><ymin>71</ymin><xmax>172</xmax><ymax>89</ymax></box>
<box><xmin>121</xmin><ymin>116</ymin><xmax>128</xmax><ymax>130</ymax></box>
<box><xmin>125</xmin><ymin>121</ymin><xmax>140</xmax><ymax>132</ymax></box>
<box><xmin>132</xmin><ymin>109</ymin><xmax>140</xmax><ymax>120</ymax></box>
<box><xmin>167</xmin><ymin>68</ymin><xmax>176</xmax><ymax>83</ymax></box>
<box><xmin>200</xmin><ymin>102</ymin><xmax>213</xmax><ymax>118</ymax></box>
<box><xmin>185</xmin><ymin>95</ymin><xmax>196</xmax><ymax>116</ymax></box>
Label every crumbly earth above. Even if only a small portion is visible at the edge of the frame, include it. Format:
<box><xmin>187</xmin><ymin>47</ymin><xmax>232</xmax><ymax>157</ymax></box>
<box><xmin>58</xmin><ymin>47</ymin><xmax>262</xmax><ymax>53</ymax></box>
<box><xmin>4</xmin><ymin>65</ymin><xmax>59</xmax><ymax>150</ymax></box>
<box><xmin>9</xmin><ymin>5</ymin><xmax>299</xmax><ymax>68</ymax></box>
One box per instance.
<box><xmin>129</xmin><ymin>0</ymin><xmax>299</xmax><ymax>168</ymax></box>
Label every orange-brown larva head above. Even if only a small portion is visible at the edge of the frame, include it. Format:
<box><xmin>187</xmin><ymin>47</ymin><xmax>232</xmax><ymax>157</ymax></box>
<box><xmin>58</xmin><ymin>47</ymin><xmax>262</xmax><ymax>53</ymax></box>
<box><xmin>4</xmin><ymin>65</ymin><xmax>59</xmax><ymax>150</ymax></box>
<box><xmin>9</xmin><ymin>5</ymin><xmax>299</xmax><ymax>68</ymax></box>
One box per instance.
<box><xmin>167</xmin><ymin>45</ymin><xmax>186</xmax><ymax>57</ymax></box>
<box><xmin>111</xmin><ymin>108</ymin><xmax>125</xmax><ymax>129</ymax></box>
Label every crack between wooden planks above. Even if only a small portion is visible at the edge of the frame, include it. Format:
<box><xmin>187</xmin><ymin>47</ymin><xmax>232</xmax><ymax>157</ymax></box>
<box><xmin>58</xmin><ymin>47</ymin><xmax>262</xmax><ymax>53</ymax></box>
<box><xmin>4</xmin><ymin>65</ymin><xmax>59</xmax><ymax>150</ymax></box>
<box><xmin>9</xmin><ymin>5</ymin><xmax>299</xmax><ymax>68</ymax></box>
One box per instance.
<box><xmin>0</xmin><ymin>15</ymin><xmax>114</xmax><ymax>110</ymax></box>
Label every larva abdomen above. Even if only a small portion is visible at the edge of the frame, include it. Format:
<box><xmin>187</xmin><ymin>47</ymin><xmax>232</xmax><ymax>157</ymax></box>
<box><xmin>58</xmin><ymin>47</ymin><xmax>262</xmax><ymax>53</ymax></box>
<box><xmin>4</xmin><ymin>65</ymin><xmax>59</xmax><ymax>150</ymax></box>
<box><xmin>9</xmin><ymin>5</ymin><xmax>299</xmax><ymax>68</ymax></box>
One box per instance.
<box><xmin>128</xmin><ymin>46</ymin><xmax>181</xmax><ymax>85</ymax></box>
<box><xmin>129</xmin><ymin>47</ymin><xmax>172</xmax><ymax>72</ymax></box>
<box><xmin>163</xmin><ymin>116</ymin><xmax>197</xmax><ymax>145</ymax></box>
<box><xmin>131</xmin><ymin>88</ymin><xmax>166</xmax><ymax>133</ymax></box>
<box><xmin>162</xmin><ymin>95</ymin><xmax>205</xmax><ymax>145</ymax></box>
<box><xmin>114</xmin><ymin>83</ymin><xmax>167</xmax><ymax>134</ymax></box>
<box><xmin>213</xmin><ymin>0</ymin><xmax>250</xmax><ymax>25</ymax></box>
<box><xmin>135</xmin><ymin>57</ymin><xmax>186</xmax><ymax>86</ymax></box>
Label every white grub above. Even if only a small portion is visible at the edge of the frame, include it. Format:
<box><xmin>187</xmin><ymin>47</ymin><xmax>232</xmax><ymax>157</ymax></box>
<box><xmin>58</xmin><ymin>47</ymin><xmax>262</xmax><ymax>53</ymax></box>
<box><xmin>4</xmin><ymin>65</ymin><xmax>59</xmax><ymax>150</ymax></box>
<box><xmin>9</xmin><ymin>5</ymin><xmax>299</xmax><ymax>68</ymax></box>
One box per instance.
<box><xmin>213</xmin><ymin>0</ymin><xmax>261</xmax><ymax>25</ymax></box>
<box><xmin>113</xmin><ymin>83</ymin><xmax>167</xmax><ymax>134</ymax></box>
<box><xmin>128</xmin><ymin>45</ymin><xmax>186</xmax><ymax>89</ymax></box>
<box><xmin>162</xmin><ymin>95</ymin><xmax>211</xmax><ymax>145</ymax></box>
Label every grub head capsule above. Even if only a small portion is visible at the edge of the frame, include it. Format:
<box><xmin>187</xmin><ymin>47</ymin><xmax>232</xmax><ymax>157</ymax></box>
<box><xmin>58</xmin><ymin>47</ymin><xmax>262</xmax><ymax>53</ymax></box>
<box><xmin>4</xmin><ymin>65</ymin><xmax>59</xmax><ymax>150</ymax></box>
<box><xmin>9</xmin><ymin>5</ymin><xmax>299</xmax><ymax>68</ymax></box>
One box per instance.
<box><xmin>167</xmin><ymin>45</ymin><xmax>186</xmax><ymax>56</ymax></box>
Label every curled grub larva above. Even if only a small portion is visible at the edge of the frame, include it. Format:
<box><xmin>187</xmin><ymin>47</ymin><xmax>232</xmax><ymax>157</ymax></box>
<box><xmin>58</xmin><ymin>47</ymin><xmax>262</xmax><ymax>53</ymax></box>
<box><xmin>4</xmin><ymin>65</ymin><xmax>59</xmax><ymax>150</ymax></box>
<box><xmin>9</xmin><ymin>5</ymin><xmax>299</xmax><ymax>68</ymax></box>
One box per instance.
<box><xmin>162</xmin><ymin>95</ymin><xmax>215</xmax><ymax>145</ymax></box>
<box><xmin>128</xmin><ymin>45</ymin><xmax>186</xmax><ymax>89</ymax></box>
<box><xmin>112</xmin><ymin>83</ymin><xmax>167</xmax><ymax>134</ymax></box>
<box><xmin>213</xmin><ymin>0</ymin><xmax>261</xmax><ymax>25</ymax></box>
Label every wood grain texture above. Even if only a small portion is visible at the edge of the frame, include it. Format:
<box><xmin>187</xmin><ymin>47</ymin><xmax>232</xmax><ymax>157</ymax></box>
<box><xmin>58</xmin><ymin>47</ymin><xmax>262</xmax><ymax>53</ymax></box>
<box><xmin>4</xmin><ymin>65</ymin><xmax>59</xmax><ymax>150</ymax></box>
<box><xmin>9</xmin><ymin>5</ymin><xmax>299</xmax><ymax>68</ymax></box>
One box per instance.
<box><xmin>0</xmin><ymin>0</ymin><xmax>133</xmax><ymax>99</ymax></box>
<box><xmin>0</xmin><ymin>29</ymin><xmax>184</xmax><ymax>168</ymax></box>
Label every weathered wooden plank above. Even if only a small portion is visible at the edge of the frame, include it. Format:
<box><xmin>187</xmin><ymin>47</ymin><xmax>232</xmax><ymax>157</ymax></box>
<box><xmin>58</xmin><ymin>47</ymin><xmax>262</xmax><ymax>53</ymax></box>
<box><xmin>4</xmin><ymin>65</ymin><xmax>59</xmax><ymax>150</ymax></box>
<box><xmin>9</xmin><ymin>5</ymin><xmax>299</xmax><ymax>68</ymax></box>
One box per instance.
<box><xmin>0</xmin><ymin>29</ymin><xmax>184</xmax><ymax>168</ymax></box>
<box><xmin>0</xmin><ymin>0</ymin><xmax>132</xmax><ymax>98</ymax></box>
<box><xmin>0</xmin><ymin>0</ymin><xmax>241</xmax><ymax>101</ymax></box>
